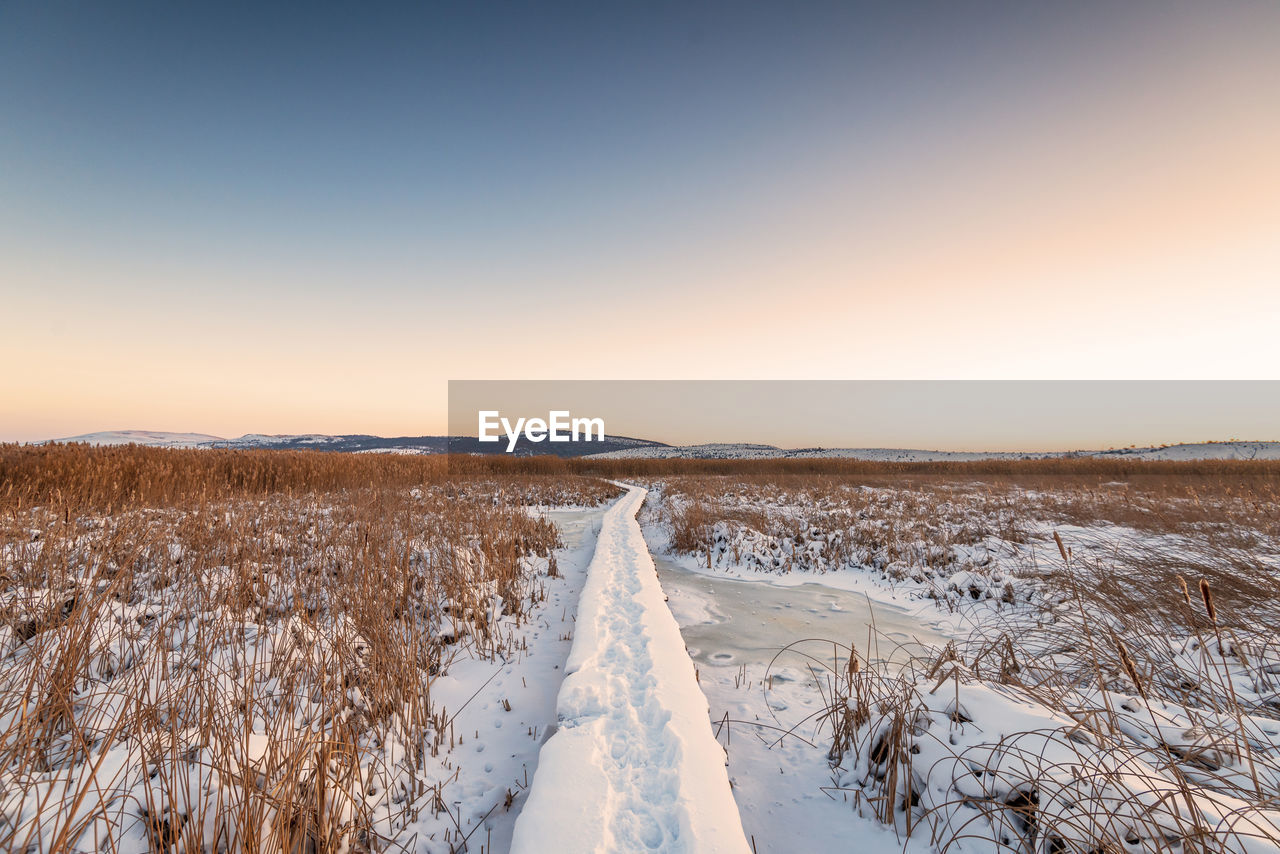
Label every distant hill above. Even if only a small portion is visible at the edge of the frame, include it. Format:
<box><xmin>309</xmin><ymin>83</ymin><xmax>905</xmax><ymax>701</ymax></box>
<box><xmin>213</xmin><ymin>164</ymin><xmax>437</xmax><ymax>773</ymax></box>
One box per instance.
<box><xmin>46</xmin><ymin>431</ymin><xmax>667</xmax><ymax>458</ymax></box>
<box><xmin>41</xmin><ymin>433</ymin><xmax>1280</xmax><ymax>461</ymax></box>
<box><xmin>45</xmin><ymin>430</ymin><xmax>227</xmax><ymax>448</ymax></box>
<box><xmin>1085</xmin><ymin>441</ymin><xmax>1280</xmax><ymax>461</ymax></box>
<box><xmin>208</xmin><ymin>434</ymin><xmax>450</xmax><ymax>453</ymax></box>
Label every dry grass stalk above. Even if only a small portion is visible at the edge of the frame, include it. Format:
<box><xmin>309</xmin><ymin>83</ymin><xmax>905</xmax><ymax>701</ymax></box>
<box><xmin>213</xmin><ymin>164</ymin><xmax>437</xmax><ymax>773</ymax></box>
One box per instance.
<box><xmin>0</xmin><ymin>444</ymin><xmax>618</xmax><ymax>853</ymax></box>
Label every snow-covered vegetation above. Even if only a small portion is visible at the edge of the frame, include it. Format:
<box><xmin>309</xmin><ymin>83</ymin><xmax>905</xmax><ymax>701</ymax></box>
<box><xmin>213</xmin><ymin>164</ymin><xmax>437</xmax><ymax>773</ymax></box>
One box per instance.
<box><xmin>642</xmin><ymin>469</ymin><xmax>1280</xmax><ymax>854</ymax></box>
<box><xmin>0</xmin><ymin>444</ymin><xmax>619</xmax><ymax>854</ymax></box>
<box><xmin>7</xmin><ymin>445</ymin><xmax>1280</xmax><ymax>854</ymax></box>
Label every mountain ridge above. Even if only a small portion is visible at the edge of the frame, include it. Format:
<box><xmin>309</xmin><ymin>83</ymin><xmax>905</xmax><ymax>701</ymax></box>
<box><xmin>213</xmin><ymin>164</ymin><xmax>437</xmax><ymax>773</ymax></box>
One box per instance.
<box><xmin>37</xmin><ymin>432</ymin><xmax>1280</xmax><ymax>461</ymax></box>
<box><xmin>42</xmin><ymin>430</ymin><xmax>666</xmax><ymax>457</ymax></box>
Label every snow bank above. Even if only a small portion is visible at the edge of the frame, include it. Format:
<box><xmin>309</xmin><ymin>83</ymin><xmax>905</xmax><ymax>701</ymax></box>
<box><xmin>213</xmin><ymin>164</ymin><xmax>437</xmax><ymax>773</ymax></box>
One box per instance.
<box><xmin>511</xmin><ymin>484</ymin><xmax>750</xmax><ymax>854</ymax></box>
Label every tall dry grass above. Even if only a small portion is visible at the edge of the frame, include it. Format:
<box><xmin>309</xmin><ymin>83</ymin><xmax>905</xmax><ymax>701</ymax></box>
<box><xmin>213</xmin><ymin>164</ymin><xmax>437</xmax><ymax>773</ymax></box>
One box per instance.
<box><xmin>1</xmin><ymin>444</ymin><xmax>619</xmax><ymax>513</ymax></box>
<box><xmin>645</xmin><ymin>469</ymin><xmax>1280</xmax><ymax>853</ymax></box>
<box><xmin>0</xmin><ymin>444</ymin><xmax>617</xmax><ymax>853</ymax></box>
<box><xmin>648</xmin><ymin>471</ymin><xmax>1280</xmax><ymax>616</ymax></box>
<box><xmin>816</xmin><ymin>573</ymin><xmax>1280</xmax><ymax>854</ymax></box>
<box><xmin>569</xmin><ymin>456</ymin><xmax>1280</xmax><ymax>487</ymax></box>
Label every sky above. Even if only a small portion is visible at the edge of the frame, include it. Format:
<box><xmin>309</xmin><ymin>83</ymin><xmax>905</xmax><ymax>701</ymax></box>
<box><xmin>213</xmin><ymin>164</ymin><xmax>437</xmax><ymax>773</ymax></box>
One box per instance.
<box><xmin>2</xmin><ymin>2</ymin><xmax>1278</xmax><ymax>443</ymax></box>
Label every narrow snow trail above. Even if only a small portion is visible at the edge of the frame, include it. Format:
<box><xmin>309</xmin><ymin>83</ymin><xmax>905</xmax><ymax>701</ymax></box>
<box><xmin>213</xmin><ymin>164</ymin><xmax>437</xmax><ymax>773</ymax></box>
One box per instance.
<box><xmin>510</xmin><ymin>484</ymin><xmax>751</xmax><ymax>854</ymax></box>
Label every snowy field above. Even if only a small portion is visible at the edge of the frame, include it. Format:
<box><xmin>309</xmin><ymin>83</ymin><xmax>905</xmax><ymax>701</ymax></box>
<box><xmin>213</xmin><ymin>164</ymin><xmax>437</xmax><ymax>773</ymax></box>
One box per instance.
<box><xmin>0</xmin><ymin>446</ymin><xmax>626</xmax><ymax>854</ymax></box>
<box><xmin>4</xmin><ymin>445</ymin><xmax>1280</xmax><ymax>853</ymax></box>
<box><xmin>639</xmin><ymin>473</ymin><xmax>1280</xmax><ymax>854</ymax></box>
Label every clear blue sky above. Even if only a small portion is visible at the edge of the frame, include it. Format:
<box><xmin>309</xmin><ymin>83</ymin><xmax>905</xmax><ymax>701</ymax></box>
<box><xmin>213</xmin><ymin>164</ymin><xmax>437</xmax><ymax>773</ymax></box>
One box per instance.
<box><xmin>3</xmin><ymin>2</ymin><xmax>1278</xmax><ymax>441</ymax></box>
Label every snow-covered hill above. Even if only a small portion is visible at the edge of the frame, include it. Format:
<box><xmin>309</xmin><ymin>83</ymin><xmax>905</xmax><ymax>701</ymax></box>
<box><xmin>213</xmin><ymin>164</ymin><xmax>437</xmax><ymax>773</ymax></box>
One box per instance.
<box><xmin>43</xmin><ymin>431</ymin><xmax>666</xmax><ymax>457</ymax></box>
<box><xmin>1089</xmin><ymin>441</ymin><xmax>1280</xmax><ymax>460</ymax></box>
<box><xmin>49</xmin><ymin>430</ymin><xmax>227</xmax><ymax>448</ymax></box>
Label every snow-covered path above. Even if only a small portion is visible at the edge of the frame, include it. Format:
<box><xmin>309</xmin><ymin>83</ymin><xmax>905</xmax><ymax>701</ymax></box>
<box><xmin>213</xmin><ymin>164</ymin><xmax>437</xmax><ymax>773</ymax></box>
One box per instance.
<box><xmin>511</xmin><ymin>484</ymin><xmax>751</xmax><ymax>854</ymax></box>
